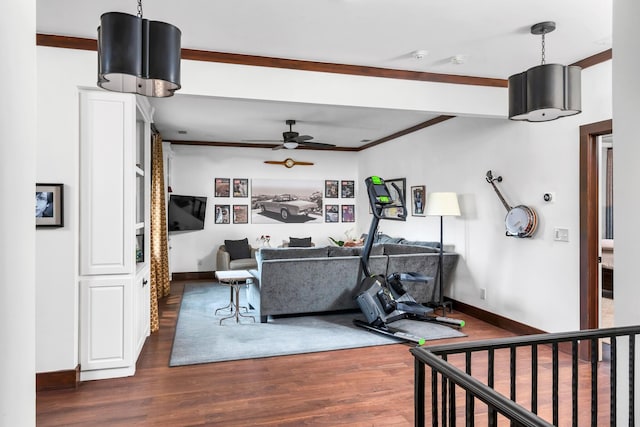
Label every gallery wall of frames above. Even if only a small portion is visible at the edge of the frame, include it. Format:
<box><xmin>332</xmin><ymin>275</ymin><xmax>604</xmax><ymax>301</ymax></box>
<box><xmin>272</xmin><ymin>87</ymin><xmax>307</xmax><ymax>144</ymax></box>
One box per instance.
<box><xmin>210</xmin><ymin>177</ymin><xmax>357</xmax><ymax>225</ymax></box>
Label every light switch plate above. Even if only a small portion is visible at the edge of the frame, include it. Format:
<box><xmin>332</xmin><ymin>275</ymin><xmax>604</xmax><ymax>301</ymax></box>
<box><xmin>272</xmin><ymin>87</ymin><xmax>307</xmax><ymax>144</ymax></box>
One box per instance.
<box><xmin>554</xmin><ymin>227</ymin><xmax>569</xmax><ymax>242</ymax></box>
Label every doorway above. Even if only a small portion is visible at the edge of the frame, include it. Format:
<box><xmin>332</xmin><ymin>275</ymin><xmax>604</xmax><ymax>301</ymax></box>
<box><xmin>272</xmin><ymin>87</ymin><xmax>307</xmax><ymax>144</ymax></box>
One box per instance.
<box><xmin>579</xmin><ymin>119</ymin><xmax>612</xmax><ymax>360</ymax></box>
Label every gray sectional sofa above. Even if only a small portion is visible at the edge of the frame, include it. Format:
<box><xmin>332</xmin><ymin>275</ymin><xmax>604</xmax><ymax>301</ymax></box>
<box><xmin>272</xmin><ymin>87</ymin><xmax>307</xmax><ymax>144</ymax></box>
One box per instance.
<box><xmin>246</xmin><ymin>243</ymin><xmax>459</xmax><ymax>322</ymax></box>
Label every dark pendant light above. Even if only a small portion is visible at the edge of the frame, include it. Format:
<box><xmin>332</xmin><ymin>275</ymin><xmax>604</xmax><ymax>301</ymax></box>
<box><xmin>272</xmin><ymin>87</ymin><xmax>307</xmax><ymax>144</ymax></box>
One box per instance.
<box><xmin>97</xmin><ymin>1</ymin><xmax>181</xmax><ymax>97</ymax></box>
<box><xmin>508</xmin><ymin>21</ymin><xmax>581</xmax><ymax>122</ymax></box>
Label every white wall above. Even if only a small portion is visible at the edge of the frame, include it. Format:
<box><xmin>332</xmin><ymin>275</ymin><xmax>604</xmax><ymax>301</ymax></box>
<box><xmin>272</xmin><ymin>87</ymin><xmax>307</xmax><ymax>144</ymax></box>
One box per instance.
<box><xmin>358</xmin><ymin>61</ymin><xmax>612</xmax><ymax>333</ymax></box>
<box><xmin>35</xmin><ymin>47</ymin><xmax>96</xmax><ymax>372</ymax></box>
<box><xmin>2</xmin><ymin>0</ymin><xmax>36</xmax><ymax>425</ymax></box>
<box><xmin>612</xmin><ymin>0</ymin><xmax>640</xmax><ymax>422</ymax></box>
<box><xmin>168</xmin><ymin>145</ymin><xmax>359</xmax><ymax>272</ymax></box>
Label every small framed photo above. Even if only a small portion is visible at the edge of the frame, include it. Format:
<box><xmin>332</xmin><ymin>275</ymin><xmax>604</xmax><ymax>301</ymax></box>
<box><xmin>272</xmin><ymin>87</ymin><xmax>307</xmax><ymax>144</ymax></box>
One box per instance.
<box><xmin>341</xmin><ymin>180</ymin><xmax>355</xmax><ymax>198</ymax></box>
<box><xmin>214</xmin><ymin>204</ymin><xmax>230</xmax><ymax>224</ymax></box>
<box><xmin>341</xmin><ymin>205</ymin><xmax>355</xmax><ymax>222</ymax></box>
<box><xmin>233</xmin><ymin>205</ymin><xmax>249</xmax><ymax>224</ymax></box>
<box><xmin>325</xmin><ymin>204</ymin><xmax>339</xmax><ymax>223</ymax></box>
<box><xmin>324</xmin><ymin>180</ymin><xmax>339</xmax><ymax>198</ymax></box>
<box><xmin>411</xmin><ymin>185</ymin><xmax>426</xmax><ymax>216</ymax></box>
<box><xmin>36</xmin><ymin>183</ymin><xmax>64</xmax><ymax>228</ymax></box>
<box><xmin>233</xmin><ymin>178</ymin><xmax>248</xmax><ymax>198</ymax></box>
<box><xmin>215</xmin><ymin>178</ymin><xmax>230</xmax><ymax>197</ymax></box>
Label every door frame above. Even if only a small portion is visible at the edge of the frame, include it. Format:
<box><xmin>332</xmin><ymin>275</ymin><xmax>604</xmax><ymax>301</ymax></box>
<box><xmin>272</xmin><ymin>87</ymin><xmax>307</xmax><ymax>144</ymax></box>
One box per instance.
<box><xmin>579</xmin><ymin>118</ymin><xmax>612</xmax><ymax>359</ymax></box>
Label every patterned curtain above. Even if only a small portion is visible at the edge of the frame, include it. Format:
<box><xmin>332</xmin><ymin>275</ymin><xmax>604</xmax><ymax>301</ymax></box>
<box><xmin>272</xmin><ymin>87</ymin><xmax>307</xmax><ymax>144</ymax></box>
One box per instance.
<box><xmin>150</xmin><ymin>131</ymin><xmax>171</xmax><ymax>333</ymax></box>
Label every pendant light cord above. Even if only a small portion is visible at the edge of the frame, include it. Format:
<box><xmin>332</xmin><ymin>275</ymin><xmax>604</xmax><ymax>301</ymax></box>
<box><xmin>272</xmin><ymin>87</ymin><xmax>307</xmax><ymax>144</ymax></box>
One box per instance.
<box><xmin>541</xmin><ymin>32</ymin><xmax>546</xmax><ymax>65</ymax></box>
<box><xmin>137</xmin><ymin>0</ymin><xmax>143</xmax><ymax>18</ymax></box>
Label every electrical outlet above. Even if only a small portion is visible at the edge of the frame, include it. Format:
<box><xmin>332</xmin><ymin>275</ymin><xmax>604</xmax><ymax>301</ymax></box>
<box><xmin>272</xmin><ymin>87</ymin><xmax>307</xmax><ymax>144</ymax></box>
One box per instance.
<box><xmin>480</xmin><ymin>288</ymin><xmax>486</xmax><ymax>300</ymax></box>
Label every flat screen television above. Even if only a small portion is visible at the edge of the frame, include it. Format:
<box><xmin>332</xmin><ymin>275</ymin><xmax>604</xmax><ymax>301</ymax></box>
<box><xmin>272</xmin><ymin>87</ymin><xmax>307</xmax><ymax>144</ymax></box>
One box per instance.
<box><xmin>168</xmin><ymin>194</ymin><xmax>207</xmax><ymax>231</ymax></box>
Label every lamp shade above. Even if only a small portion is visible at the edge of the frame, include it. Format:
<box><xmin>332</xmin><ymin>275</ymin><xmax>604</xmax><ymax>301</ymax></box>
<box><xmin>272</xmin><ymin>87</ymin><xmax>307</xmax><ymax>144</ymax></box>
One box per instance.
<box><xmin>425</xmin><ymin>192</ymin><xmax>460</xmax><ymax>216</ymax></box>
<box><xmin>508</xmin><ymin>63</ymin><xmax>581</xmax><ymax>122</ymax></box>
<box><xmin>98</xmin><ymin>12</ymin><xmax>181</xmax><ymax>97</ymax></box>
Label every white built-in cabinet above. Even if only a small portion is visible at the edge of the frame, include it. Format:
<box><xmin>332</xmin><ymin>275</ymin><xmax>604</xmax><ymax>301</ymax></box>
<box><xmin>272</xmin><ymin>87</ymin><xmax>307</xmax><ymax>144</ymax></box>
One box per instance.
<box><xmin>78</xmin><ymin>90</ymin><xmax>151</xmax><ymax>381</ymax></box>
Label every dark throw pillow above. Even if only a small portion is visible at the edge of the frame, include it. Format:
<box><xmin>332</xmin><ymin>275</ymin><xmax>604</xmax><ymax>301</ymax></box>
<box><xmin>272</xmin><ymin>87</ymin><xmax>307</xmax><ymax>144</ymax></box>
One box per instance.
<box><xmin>224</xmin><ymin>238</ymin><xmax>251</xmax><ymax>260</ymax></box>
<box><xmin>289</xmin><ymin>237</ymin><xmax>312</xmax><ymax>247</ymax></box>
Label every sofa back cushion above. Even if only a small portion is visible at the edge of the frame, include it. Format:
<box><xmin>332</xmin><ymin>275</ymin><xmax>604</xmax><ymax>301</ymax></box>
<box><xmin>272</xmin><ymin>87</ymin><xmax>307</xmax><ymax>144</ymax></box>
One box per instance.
<box><xmin>383</xmin><ymin>243</ymin><xmax>439</xmax><ymax>255</ymax></box>
<box><xmin>224</xmin><ymin>238</ymin><xmax>251</xmax><ymax>260</ymax></box>
<box><xmin>288</xmin><ymin>236</ymin><xmax>313</xmax><ymax>247</ymax></box>
<box><xmin>350</xmin><ymin>244</ymin><xmax>384</xmax><ymax>257</ymax></box>
<box><xmin>259</xmin><ymin>246</ymin><xmax>329</xmax><ymax>261</ymax></box>
<box><xmin>328</xmin><ymin>246</ymin><xmax>357</xmax><ymax>257</ymax></box>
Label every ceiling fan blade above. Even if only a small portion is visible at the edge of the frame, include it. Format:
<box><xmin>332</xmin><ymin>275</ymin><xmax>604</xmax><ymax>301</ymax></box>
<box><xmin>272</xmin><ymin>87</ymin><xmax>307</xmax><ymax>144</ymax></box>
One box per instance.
<box><xmin>292</xmin><ymin>134</ymin><xmax>314</xmax><ymax>142</ymax></box>
<box><xmin>243</xmin><ymin>139</ymin><xmax>283</xmax><ymax>143</ymax></box>
<box><xmin>298</xmin><ymin>141</ymin><xmax>336</xmax><ymax>148</ymax></box>
<box><xmin>272</xmin><ymin>144</ymin><xmax>286</xmax><ymax>150</ymax></box>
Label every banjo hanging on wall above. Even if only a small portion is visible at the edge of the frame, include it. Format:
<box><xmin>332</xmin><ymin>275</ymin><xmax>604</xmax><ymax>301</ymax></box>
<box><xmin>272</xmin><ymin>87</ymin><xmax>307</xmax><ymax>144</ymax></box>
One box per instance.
<box><xmin>485</xmin><ymin>170</ymin><xmax>538</xmax><ymax>238</ymax></box>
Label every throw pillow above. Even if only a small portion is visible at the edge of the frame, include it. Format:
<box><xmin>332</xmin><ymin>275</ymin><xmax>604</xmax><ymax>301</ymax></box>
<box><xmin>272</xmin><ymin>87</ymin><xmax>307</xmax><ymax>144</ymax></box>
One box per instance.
<box><xmin>224</xmin><ymin>238</ymin><xmax>251</xmax><ymax>260</ymax></box>
<box><xmin>289</xmin><ymin>236</ymin><xmax>312</xmax><ymax>247</ymax></box>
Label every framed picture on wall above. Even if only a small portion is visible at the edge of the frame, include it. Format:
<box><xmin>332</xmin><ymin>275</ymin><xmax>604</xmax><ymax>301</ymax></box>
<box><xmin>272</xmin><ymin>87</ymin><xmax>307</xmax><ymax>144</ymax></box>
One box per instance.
<box><xmin>214</xmin><ymin>204</ymin><xmax>230</xmax><ymax>224</ymax></box>
<box><xmin>233</xmin><ymin>178</ymin><xmax>248</xmax><ymax>197</ymax></box>
<box><xmin>325</xmin><ymin>180</ymin><xmax>339</xmax><ymax>198</ymax></box>
<box><xmin>411</xmin><ymin>185</ymin><xmax>426</xmax><ymax>216</ymax></box>
<box><xmin>215</xmin><ymin>178</ymin><xmax>230</xmax><ymax>197</ymax></box>
<box><xmin>36</xmin><ymin>183</ymin><xmax>64</xmax><ymax>228</ymax></box>
<box><xmin>341</xmin><ymin>205</ymin><xmax>355</xmax><ymax>222</ymax></box>
<box><xmin>341</xmin><ymin>180</ymin><xmax>354</xmax><ymax>198</ymax></box>
<box><xmin>325</xmin><ymin>204</ymin><xmax>339</xmax><ymax>223</ymax></box>
<box><xmin>233</xmin><ymin>205</ymin><xmax>248</xmax><ymax>224</ymax></box>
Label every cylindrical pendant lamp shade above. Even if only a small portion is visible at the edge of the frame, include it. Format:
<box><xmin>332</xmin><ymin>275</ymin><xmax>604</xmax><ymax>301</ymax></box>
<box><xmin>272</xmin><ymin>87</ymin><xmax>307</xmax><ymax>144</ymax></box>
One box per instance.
<box><xmin>144</xmin><ymin>20</ymin><xmax>181</xmax><ymax>97</ymax></box>
<box><xmin>508</xmin><ymin>64</ymin><xmax>581</xmax><ymax>122</ymax></box>
<box><xmin>98</xmin><ymin>12</ymin><xmax>181</xmax><ymax>97</ymax></box>
<box><xmin>97</xmin><ymin>12</ymin><xmax>143</xmax><ymax>94</ymax></box>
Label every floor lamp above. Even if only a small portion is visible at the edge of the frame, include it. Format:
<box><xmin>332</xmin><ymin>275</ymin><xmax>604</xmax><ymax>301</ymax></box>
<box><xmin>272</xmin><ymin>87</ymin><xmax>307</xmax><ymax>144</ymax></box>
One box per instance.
<box><xmin>425</xmin><ymin>192</ymin><xmax>460</xmax><ymax>316</ymax></box>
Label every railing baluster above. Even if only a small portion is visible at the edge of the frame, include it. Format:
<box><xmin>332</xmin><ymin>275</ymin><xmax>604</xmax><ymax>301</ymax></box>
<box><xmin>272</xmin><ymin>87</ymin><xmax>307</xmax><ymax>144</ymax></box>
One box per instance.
<box><xmin>552</xmin><ymin>342</ymin><xmax>559</xmax><ymax>425</ymax></box>
<box><xmin>629</xmin><ymin>334</ymin><xmax>635</xmax><ymax>424</ymax></box>
<box><xmin>449</xmin><ymin>381</ymin><xmax>456</xmax><ymax>427</ymax></box>
<box><xmin>415</xmin><ymin>358</ymin><xmax>425</xmax><ymax>427</ymax></box>
<box><xmin>572</xmin><ymin>340</ymin><xmax>578</xmax><ymax>427</ymax></box>
<box><xmin>510</xmin><ymin>346</ymin><xmax>516</xmax><ymax>427</ymax></box>
<box><xmin>442</xmin><ymin>354</ymin><xmax>448</xmax><ymax>427</ymax></box>
<box><xmin>591</xmin><ymin>338</ymin><xmax>598</xmax><ymax>426</ymax></box>
<box><xmin>488</xmin><ymin>348</ymin><xmax>496</xmax><ymax>424</ymax></box>
<box><xmin>532</xmin><ymin>344</ymin><xmax>538</xmax><ymax>414</ymax></box>
<box><xmin>432</xmin><ymin>367</ymin><xmax>438</xmax><ymax>427</ymax></box>
<box><xmin>465</xmin><ymin>351</ymin><xmax>474</xmax><ymax>427</ymax></box>
<box><xmin>610</xmin><ymin>336</ymin><xmax>616</xmax><ymax>427</ymax></box>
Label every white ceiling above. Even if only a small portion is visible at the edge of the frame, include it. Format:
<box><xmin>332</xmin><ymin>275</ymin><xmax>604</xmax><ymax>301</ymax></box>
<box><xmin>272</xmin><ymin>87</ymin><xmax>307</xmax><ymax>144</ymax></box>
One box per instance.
<box><xmin>36</xmin><ymin>0</ymin><xmax>612</xmax><ymax>149</ymax></box>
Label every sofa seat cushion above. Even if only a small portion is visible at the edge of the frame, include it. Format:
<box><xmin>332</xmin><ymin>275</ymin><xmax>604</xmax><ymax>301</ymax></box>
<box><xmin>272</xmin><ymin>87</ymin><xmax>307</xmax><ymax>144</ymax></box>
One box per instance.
<box><xmin>225</xmin><ymin>238</ymin><xmax>251</xmax><ymax>260</ymax></box>
<box><xmin>229</xmin><ymin>257</ymin><xmax>258</xmax><ymax>270</ymax></box>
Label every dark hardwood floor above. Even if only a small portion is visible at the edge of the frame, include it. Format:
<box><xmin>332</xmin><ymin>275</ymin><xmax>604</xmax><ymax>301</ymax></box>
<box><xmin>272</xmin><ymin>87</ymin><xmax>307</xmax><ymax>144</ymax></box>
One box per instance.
<box><xmin>36</xmin><ymin>281</ymin><xmax>610</xmax><ymax>426</ymax></box>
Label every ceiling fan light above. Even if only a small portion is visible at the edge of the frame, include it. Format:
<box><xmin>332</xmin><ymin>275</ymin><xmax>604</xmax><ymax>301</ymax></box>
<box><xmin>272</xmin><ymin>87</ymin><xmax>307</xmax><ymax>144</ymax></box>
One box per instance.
<box><xmin>283</xmin><ymin>141</ymin><xmax>299</xmax><ymax>149</ymax></box>
<box><xmin>98</xmin><ymin>12</ymin><xmax>181</xmax><ymax>98</ymax></box>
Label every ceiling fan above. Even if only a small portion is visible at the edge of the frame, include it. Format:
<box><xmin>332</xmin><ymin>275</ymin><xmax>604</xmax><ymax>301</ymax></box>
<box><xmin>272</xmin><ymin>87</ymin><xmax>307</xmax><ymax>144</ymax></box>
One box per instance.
<box><xmin>247</xmin><ymin>119</ymin><xmax>336</xmax><ymax>150</ymax></box>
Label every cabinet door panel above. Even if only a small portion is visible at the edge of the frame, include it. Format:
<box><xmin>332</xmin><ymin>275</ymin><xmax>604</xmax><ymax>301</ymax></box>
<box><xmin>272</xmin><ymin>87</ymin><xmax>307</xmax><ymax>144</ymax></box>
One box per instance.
<box><xmin>80</xmin><ymin>91</ymin><xmax>134</xmax><ymax>275</ymax></box>
<box><xmin>80</xmin><ymin>277</ymin><xmax>133</xmax><ymax>371</ymax></box>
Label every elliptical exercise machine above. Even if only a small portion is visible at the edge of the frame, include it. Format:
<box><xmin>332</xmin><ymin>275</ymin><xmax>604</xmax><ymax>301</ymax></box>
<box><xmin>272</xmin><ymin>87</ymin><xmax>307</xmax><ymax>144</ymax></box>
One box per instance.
<box><xmin>354</xmin><ymin>176</ymin><xmax>464</xmax><ymax>345</ymax></box>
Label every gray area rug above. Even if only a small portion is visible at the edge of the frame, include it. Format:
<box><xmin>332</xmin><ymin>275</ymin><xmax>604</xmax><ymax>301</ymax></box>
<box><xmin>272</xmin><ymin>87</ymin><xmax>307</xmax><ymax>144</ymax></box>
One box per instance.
<box><xmin>169</xmin><ymin>282</ymin><xmax>466</xmax><ymax>367</ymax></box>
